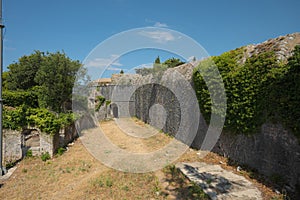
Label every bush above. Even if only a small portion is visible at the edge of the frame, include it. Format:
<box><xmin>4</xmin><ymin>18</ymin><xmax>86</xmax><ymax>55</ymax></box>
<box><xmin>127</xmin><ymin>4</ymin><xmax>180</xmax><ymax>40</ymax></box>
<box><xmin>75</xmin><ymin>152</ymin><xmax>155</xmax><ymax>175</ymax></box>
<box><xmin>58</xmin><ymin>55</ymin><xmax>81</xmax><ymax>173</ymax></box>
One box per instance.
<box><xmin>41</xmin><ymin>152</ymin><xmax>51</xmax><ymax>162</ymax></box>
<box><xmin>57</xmin><ymin>147</ymin><xmax>66</xmax><ymax>156</ymax></box>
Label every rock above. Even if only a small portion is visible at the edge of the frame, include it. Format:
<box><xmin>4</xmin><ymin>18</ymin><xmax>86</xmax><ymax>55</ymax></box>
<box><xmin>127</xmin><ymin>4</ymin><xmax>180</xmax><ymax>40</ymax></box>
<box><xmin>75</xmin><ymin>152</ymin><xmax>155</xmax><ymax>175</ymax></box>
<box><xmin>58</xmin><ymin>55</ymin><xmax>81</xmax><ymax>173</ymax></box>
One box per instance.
<box><xmin>176</xmin><ymin>162</ymin><xmax>262</xmax><ymax>200</ymax></box>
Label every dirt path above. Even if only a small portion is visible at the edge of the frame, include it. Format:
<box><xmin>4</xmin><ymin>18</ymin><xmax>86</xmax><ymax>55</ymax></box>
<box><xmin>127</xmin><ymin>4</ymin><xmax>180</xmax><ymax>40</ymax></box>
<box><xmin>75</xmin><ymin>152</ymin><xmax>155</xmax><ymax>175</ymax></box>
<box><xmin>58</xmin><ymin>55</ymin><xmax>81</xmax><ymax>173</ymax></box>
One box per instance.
<box><xmin>0</xmin><ymin>118</ymin><xmax>283</xmax><ymax>199</ymax></box>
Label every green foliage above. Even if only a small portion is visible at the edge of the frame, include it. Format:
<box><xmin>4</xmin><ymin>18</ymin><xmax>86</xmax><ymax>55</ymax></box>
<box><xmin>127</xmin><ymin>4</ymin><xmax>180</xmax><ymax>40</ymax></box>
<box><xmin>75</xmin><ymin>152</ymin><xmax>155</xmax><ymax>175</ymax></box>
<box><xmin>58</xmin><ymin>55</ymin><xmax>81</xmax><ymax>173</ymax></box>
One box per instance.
<box><xmin>57</xmin><ymin>147</ymin><xmax>66</xmax><ymax>156</ymax></box>
<box><xmin>163</xmin><ymin>57</ymin><xmax>185</xmax><ymax>68</ymax></box>
<box><xmin>3</xmin><ymin>50</ymin><xmax>80</xmax><ymax>135</ymax></box>
<box><xmin>3</xmin><ymin>106</ymin><xmax>75</xmax><ymax>134</ymax></box>
<box><xmin>3</xmin><ymin>105</ymin><xmax>27</xmax><ymax>130</ymax></box>
<box><xmin>6</xmin><ymin>50</ymin><xmax>43</xmax><ymax>90</ymax></box>
<box><xmin>92</xmin><ymin>175</ymin><xmax>114</xmax><ymax>188</ymax></box>
<box><xmin>95</xmin><ymin>95</ymin><xmax>106</xmax><ymax>111</ymax></box>
<box><xmin>5</xmin><ymin>51</ymin><xmax>84</xmax><ymax>112</ymax></box>
<box><xmin>26</xmin><ymin>149</ymin><xmax>33</xmax><ymax>158</ymax></box>
<box><xmin>135</xmin><ymin>57</ymin><xmax>185</xmax><ymax>76</ymax></box>
<box><xmin>154</xmin><ymin>56</ymin><xmax>161</xmax><ymax>64</ymax></box>
<box><xmin>41</xmin><ymin>152</ymin><xmax>51</xmax><ymax>162</ymax></box>
<box><xmin>265</xmin><ymin>45</ymin><xmax>300</xmax><ymax>139</ymax></box>
<box><xmin>105</xmin><ymin>100</ymin><xmax>111</xmax><ymax>106</ymax></box>
<box><xmin>193</xmin><ymin>46</ymin><xmax>300</xmax><ymax>137</ymax></box>
<box><xmin>3</xmin><ymin>90</ymin><xmax>38</xmax><ymax>108</ymax></box>
<box><xmin>120</xmin><ymin>69</ymin><xmax>124</xmax><ymax>74</ymax></box>
<box><xmin>34</xmin><ymin>51</ymin><xmax>82</xmax><ymax>112</ymax></box>
<box><xmin>26</xmin><ymin>108</ymin><xmax>61</xmax><ymax>134</ymax></box>
<box><xmin>193</xmin><ymin>58</ymin><xmax>227</xmax><ymax>124</ymax></box>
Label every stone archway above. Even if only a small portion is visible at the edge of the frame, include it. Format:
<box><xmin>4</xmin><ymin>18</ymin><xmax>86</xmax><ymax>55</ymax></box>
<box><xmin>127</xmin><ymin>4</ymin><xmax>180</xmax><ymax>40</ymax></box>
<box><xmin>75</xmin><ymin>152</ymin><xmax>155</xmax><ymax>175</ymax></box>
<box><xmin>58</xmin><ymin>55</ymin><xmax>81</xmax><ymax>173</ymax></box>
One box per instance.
<box><xmin>110</xmin><ymin>103</ymin><xmax>119</xmax><ymax>118</ymax></box>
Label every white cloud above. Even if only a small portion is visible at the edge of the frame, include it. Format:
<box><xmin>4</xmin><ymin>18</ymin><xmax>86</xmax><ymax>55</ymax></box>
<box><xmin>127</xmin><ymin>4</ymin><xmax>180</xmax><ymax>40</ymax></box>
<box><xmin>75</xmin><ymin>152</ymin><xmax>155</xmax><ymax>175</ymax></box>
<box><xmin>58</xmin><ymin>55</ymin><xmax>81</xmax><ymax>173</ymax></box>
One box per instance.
<box><xmin>86</xmin><ymin>54</ymin><xmax>122</xmax><ymax>68</ymax></box>
<box><xmin>107</xmin><ymin>66</ymin><xmax>122</xmax><ymax>71</ymax></box>
<box><xmin>154</xmin><ymin>22</ymin><xmax>168</xmax><ymax>28</ymax></box>
<box><xmin>138</xmin><ymin>63</ymin><xmax>154</xmax><ymax>69</ymax></box>
<box><xmin>139</xmin><ymin>30</ymin><xmax>175</xmax><ymax>43</ymax></box>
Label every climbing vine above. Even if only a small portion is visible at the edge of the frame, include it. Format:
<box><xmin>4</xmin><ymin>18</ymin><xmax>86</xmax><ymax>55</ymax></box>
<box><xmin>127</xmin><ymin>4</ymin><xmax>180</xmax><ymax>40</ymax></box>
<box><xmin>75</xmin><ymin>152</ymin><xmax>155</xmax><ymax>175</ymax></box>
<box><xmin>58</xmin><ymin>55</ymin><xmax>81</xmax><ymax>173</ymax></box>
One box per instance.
<box><xmin>193</xmin><ymin>45</ymin><xmax>300</xmax><ymax>140</ymax></box>
<box><xmin>95</xmin><ymin>95</ymin><xmax>106</xmax><ymax>111</ymax></box>
<box><xmin>3</xmin><ymin>106</ymin><xmax>75</xmax><ymax>135</ymax></box>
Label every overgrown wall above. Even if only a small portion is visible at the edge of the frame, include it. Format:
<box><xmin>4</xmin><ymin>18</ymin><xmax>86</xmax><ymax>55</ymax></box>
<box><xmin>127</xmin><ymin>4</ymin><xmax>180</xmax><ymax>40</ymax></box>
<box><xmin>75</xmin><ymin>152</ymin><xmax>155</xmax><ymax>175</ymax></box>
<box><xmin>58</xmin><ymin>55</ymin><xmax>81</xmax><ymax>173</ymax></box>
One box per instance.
<box><xmin>2</xmin><ymin>123</ymin><xmax>77</xmax><ymax>166</ymax></box>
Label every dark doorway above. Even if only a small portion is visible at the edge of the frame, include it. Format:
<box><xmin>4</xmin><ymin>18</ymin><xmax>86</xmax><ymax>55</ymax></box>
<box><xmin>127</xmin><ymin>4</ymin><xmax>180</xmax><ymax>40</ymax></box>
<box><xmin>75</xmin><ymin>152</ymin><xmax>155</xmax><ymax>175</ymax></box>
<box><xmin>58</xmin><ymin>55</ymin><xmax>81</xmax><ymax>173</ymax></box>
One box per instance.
<box><xmin>111</xmin><ymin>103</ymin><xmax>119</xmax><ymax>118</ymax></box>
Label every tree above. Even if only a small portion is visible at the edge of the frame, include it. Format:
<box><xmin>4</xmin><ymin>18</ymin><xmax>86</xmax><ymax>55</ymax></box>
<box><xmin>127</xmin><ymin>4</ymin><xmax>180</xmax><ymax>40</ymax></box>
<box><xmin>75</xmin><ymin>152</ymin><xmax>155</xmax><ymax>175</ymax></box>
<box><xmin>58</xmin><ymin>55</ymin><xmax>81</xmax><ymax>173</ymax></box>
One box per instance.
<box><xmin>120</xmin><ymin>69</ymin><xmax>124</xmax><ymax>74</ymax></box>
<box><xmin>154</xmin><ymin>56</ymin><xmax>161</xmax><ymax>64</ymax></box>
<box><xmin>5</xmin><ymin>50</ymin><xmax>83</xmax><ymax>113</ymax></box>
<box><xmin>163</xmin><ymin>57</ymin><xmax>185</xmax><ymax>68</ymax></box>
<box><xmin>34</xmin><ymin>51</ymin><xmax>82</xmax><ymax>112</ymax></box>
<box><xmin>6</xmin><ymin>50</ymin><xmax>43</xmax><ymax>90</ymax></box>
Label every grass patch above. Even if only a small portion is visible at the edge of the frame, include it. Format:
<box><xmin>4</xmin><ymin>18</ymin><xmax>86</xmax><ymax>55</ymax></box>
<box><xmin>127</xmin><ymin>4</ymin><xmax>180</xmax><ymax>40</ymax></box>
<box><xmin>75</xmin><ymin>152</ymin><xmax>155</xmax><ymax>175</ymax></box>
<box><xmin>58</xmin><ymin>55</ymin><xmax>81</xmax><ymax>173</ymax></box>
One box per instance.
<box><xmin>89</xmin><ymin>170</ymin><xmax>164</xmax><ymax>199</ymax></box>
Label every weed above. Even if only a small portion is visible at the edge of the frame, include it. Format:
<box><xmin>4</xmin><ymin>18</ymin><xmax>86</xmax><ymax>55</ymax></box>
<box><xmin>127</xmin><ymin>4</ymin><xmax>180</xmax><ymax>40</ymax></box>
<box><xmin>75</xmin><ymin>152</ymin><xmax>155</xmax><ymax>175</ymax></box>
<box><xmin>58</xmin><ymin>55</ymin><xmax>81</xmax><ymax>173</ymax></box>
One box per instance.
<box><xmin>188</xmin><ymin>182</ymin><xmax>208</xmax><ymax>199</ymax></box>
<box><xmin>5</xmin><ymin>161</ymin><xmax>15</xmax><ymax>169</ymax></box>
<box><xmin>121</xmin><ymin>185</ymin><xmax>129</xmax><ymax>191</ymax></box>
<box><xmin>66</xmin><ymin>167</ymin><xmax>71</xmax><ymax>173</ymax></box>
<box><xmin>41</xmin><ymin>152</ymin><xmax>51</xmax><ymax>162</ymax></box>
<box><xmin>57</xmin><ymin>147</ymin><xmax>66</xmax><ymax>156</ymax></box>
<box><xmin>106</xmin><ymin>177</ymin><xmax>113</xmax><ymax>187</ymax></box>
<box><xmin>26</xmin><ymin>149</ymin><xmax>33</xmax><ymax>158</ymax></box>
<box><xmin>78</xmin><ymin>161</ymin><xmax>91</xmax><ymax>172</ymax></box>
<box><xmin>92</xmin><ymin>178</ymin><xmax>104</xmax><ymax>187</ymax></box>
<box><xmin>152</xmin><ymin>177</ymin><xmax>160</xmax><ymax>193</ymax></box>
<box><xmin>92</xmin><ymin>175</ymin><xmax>113</xmax><ymax>188</ymax></box>
<box><xmin>22</xmin><ymin>168</ymin><xmax>28</xmax><ymax>173</ymax></box>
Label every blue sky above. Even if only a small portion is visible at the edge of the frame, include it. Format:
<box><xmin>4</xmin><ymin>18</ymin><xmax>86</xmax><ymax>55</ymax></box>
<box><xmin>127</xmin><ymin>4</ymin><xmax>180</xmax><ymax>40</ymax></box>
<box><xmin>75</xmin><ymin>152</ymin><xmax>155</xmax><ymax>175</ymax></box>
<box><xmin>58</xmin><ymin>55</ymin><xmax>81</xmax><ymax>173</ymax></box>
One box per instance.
<box><xmin>3</xmin><ymin>0</ymin><xmax>300</xmax><ymax>78</ymax></box>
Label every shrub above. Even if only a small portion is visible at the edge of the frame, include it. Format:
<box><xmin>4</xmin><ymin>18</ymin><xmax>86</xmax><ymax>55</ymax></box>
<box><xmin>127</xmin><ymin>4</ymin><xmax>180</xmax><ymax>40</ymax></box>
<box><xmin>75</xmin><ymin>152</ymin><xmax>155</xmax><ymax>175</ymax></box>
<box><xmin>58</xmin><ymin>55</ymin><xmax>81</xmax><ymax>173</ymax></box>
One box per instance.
<box><xmin>41</xmin><ymin>152</ymin><xmax>51</xmax><ymax>162</ymax></box>
<box><xmin>26</xmin><ymin>149</ymin><xmax>33</xmax><ymax>158</ymax></box>
<box><xmin>57</xmin><ymin>147</ymin><xmax>66</xmax><ymax>156</ymax></box>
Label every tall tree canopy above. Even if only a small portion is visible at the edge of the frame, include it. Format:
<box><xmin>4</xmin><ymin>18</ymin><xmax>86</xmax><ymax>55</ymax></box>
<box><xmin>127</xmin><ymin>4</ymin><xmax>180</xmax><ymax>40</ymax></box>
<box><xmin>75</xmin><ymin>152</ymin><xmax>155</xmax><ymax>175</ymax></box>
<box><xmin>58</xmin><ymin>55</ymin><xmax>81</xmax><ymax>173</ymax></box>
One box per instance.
<box><xmin>5</xmin><ymin>51</ymin><xmax>82</xmax><ymax>112</ymax></box>
<box><xmin>154</xmin><ymin>56</ymin><xmax>161</xmax><ymax>64</ymax></box>
<box><xmin>6</xmin><ymin>50</ymin><xmax>43</xmax><ymax>90</ymax></box>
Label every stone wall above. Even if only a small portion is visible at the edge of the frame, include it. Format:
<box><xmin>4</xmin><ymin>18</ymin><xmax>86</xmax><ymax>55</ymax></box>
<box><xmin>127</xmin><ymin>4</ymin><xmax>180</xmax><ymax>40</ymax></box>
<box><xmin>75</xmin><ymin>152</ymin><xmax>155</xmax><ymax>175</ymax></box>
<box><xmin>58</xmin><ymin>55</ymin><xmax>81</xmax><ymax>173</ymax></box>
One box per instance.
<box><xmin>212</xmin><ymin>123</ymin><xmax>300</xmax><ymax>197</ymax></box>
<box><xmin>2</xmin><ymin>123</ymin><xmax>78</xmax><ymax>166</ymax></box>
<box><xmin>39</xmin><ymin>132</ymin><xmax>60</xmax><ymax>157</ymax></box>
<box><xmin>3</xmin><ymin>129</ymin><xmax>22</xmax><ymax>165</ymax></box>
<box><xmin>131</xmin><ymin>83</ymin><xmax>181</xmax><ymax>135</ymax></box>
<box><xmin>97</xmin><ymin>62</ymin><xmax>300</xmax><ymax>197</ymax></box>
<box><xmin>59</xmin><ymin>123</ymin><xmax>78</xmax><ymax>147</ymax></box>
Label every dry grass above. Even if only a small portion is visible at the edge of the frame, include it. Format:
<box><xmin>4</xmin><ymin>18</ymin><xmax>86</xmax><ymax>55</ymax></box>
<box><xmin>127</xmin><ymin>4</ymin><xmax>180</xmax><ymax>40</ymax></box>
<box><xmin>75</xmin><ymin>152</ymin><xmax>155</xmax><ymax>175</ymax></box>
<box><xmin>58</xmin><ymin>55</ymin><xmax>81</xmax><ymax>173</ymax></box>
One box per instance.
<box><xmin>0</xmin><ymin>119</ymin><xmax>283</xmax><ymax>200</ymax></box>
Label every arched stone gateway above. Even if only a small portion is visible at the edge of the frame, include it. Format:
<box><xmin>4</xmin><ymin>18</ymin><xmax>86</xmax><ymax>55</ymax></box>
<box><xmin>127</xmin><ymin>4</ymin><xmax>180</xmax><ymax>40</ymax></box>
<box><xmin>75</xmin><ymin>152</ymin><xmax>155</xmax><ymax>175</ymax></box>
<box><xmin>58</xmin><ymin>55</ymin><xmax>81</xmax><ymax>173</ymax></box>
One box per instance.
<box><xmin>110</xmin><ymin>103</ymin><xmax>119</xmax><ymax>118</ymax></box>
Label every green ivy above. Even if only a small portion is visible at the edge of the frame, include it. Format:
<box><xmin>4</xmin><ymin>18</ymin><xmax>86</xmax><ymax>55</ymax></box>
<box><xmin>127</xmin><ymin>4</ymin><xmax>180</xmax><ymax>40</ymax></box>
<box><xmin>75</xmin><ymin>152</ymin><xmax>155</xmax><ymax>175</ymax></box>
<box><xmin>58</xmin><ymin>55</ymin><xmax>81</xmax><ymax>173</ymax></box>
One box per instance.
<box><xmin>193</xmin><ymin>45</ymin><xmax>300</xmax><ymax>139</ymax></box>
<box><xmin>95</xmin><ymin>95</ymin><xmax>106</xmax><ymax>111</ymax></box>
<box><xmin>3</xmin><ymin>106</ymin><xmax>75</xmax><ymax>135</ymax></box>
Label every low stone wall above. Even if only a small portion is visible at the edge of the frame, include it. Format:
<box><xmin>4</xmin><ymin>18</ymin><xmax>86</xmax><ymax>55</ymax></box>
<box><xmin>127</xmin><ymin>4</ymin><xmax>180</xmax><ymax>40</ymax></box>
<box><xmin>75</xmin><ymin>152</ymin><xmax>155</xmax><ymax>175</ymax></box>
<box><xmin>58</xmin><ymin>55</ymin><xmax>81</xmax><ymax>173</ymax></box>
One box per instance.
<box><xmin>59</xmin><ymin>123</ymin><xmax>78</xmax><ymax>147</ymax></box>
<box><xmin>39</xmin><ymin>132</ymin><xmax>60</xmax><ymax>157</ymax></box>
<box><xmin>2</xmin><ymin>123</ymin><xmax>78</xmax><ymax>166</ymax></box>
<box><xmin>212</xmin><ymin>123</ymin><xmax>300</xmax><ymax>197</ymax></box>
<box><xmin>3</xmin><ymin>129</ymin><xmax>22</xmax><ymax>165</ymax></box>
